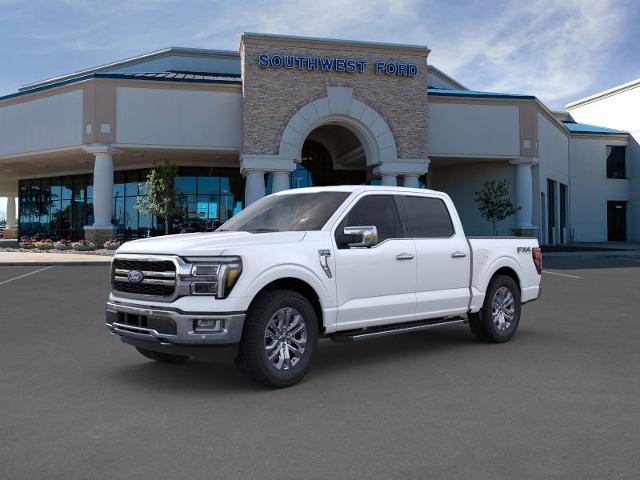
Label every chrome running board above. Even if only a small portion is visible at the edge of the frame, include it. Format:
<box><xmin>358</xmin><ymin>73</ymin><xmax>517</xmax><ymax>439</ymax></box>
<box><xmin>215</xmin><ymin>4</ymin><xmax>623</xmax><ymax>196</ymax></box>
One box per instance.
<box><xmin>329</xmin><ymin>317</ymin><xmax>467</xmax><ymax>342</ymax></box>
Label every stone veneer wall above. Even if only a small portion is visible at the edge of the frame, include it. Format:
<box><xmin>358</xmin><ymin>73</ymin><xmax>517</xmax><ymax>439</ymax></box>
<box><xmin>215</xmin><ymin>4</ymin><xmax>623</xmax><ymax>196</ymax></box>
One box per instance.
<box><xmin>240</xmin><ymin>36</ymin><xmax>429</xmax><ymax>160</ymax></box>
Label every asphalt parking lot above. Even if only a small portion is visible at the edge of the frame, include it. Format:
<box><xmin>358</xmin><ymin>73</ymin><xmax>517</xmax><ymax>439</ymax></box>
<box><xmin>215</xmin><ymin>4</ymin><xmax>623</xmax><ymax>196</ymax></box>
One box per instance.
<box><xmin>1</xmin><ymin>257</ymin><xmax>639</xmax><ymax>479</ymax></box>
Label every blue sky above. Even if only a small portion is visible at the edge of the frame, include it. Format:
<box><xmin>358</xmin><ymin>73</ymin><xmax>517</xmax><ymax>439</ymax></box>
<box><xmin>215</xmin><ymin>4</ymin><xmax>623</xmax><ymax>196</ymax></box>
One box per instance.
<box><xmin>1</xmin><ymin>0</ymin><xmax>639</xmax><ymax>218</ymax></box>
<box><xmin>1</xmin><ymin>0</ymin><xmax>639</xmax><ymax>109</ymax></box>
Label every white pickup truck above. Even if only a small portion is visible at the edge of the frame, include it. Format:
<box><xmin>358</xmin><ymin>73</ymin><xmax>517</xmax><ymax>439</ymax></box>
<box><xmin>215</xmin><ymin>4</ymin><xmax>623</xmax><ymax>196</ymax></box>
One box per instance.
<box><xmin>107</xmin><ymin>185</ymin><xmax>542</xmax><ymax>387</ymax></box>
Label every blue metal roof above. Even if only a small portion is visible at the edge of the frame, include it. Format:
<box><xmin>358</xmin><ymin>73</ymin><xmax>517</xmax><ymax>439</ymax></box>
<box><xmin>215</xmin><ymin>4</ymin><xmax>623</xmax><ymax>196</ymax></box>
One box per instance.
<box><xmin>0</xmin><ymin>71</ymin><xmax>242</xmax><ymax>102</ymax></box>
<box><xmin>562</xmin><ymin>121</ymin><xmax>628</xmax><ymax>135</ymax></box>
<box><xmin>428</xmin><ymin>87</ymin><xmax>535</xmax><ymax>100</ymax></box>
<box><xmin>117</xmin><ymin>71</ymin><xmax>241</xmax><ymax>82</ymax></box>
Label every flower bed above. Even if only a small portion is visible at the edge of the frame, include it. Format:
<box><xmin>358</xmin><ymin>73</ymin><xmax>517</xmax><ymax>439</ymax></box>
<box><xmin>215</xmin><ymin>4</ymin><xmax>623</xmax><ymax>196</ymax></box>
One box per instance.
<box><xmin>71</xmin><ymin>240</ymin><xmax>96</xmax><ymax>251</ymax></box>
<box><xmin>103</xmin><ymin>238</ymin><xmax>122</xmax><ymax>250</ymax></box>
<box><xmin>54</xmin><ymin>239</ymin><xmax>73</xmax><ymax>251</ymax></box>
<box><xmin>33</xmin><ymin>240</ymin><xmax>54</xmax><ymax>250</ymax></box>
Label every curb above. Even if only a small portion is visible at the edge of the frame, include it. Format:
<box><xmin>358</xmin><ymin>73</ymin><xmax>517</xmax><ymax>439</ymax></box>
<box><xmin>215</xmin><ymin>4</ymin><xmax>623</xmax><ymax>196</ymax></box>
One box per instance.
<box><xmin>543</xmin><ymin>251</ymin><xmax>640</xmax><ymax>258</ymax></box>
<box><xmin>0</xmin><ymin>261</ymin><xmax>111</xmax><ymax>266</ymax></box>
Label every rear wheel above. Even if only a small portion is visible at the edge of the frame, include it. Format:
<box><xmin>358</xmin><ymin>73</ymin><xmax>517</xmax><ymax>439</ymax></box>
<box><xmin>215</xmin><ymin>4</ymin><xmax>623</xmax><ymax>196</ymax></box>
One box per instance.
<box><xmin>135</xmin><ymin>347</ymin><xmax>190</xmax><ymax>363</ymax></box>
<box><xmin>239</xmin><ymin>289</ymin><xmax>319</xmax><ymax>388</ymax></box>
<box><xmin>469</xmin><ymin>274</ymin><xmax>521</xmax><ymax>343</ymax></box>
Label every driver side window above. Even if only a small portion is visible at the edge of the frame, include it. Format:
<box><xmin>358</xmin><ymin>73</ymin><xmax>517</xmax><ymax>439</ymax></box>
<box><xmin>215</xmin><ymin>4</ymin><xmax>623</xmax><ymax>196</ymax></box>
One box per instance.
<box><xmin>337</xmin><ymin>195</ymin><xmax>402</xmax><ymax>247</ymax></box>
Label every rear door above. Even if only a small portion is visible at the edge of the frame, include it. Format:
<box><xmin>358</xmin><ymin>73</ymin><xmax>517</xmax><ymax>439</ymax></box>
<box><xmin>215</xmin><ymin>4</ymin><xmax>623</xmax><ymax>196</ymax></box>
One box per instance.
<box><xmin>397</xmin><ymin>194</ymin><xmax>470</xmax><ymax>318</ymax></box>
<box><xmin>333</xmin><ymin>193</ymin><xmax>417</xmax><ymax>329</ymax></box>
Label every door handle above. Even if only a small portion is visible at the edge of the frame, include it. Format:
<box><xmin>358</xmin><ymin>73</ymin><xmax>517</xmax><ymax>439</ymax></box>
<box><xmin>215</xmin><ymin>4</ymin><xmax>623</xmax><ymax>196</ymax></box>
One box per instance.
<box><xmin>396</xmin><ymin>253</ymin><xmax>414</xmax><ymax>261</ymax></box>
<box><xmin>451</xmin><ymin>251</ymin><xmax>467</xmax><ymax>258</ymax></box>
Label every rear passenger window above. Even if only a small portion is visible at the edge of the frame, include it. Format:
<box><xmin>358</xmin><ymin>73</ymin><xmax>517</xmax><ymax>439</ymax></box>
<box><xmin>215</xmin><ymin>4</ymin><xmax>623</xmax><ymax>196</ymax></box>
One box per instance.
<box><xmin>400</xmin><ymin>196</ymin><xmax>454</xmax><ymax>238</ymax></box>
<box><xmin>338</xmin><ymin>195</ymin><xmax>402</xmax><ymax>244</ymax></box>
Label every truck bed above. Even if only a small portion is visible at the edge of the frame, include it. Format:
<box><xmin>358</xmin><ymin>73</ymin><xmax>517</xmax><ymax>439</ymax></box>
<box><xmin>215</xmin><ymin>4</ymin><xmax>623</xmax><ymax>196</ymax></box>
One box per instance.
<box><xmin>467</xmin><ymin>236</ymin><xmax>541</xmax><ymax>312</ymax></box>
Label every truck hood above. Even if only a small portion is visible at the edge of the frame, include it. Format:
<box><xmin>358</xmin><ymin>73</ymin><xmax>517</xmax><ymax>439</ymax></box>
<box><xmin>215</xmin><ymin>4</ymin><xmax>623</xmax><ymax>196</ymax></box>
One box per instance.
<box><xmin>116</xmin><ymin>231</ymin><xmax>307</xmax><ymax>256</ymax></box>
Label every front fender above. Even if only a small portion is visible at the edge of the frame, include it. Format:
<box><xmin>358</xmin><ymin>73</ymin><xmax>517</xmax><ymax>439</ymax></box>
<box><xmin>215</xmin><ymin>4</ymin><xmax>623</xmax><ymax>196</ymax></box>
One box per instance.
<box><xmin>234</xmin><ymin>263</ymin><xmax>334</xmax><ymax>313</ymax></box>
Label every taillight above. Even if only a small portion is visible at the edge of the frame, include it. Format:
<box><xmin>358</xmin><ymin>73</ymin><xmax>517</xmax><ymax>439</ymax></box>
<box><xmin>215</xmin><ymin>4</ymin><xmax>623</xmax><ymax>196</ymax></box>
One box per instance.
<box><xmin>532</xmin><ymin>247</ymin><xmax>543</xmax><ymax>275</ymax></box>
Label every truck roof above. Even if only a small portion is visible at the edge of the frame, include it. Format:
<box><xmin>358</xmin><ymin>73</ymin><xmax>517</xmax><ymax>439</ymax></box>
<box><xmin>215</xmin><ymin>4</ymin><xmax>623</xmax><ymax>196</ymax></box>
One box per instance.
<box><xmin>274</xmin><ymin>185</ymin><xmax>442</xmax><ymax>195</ymax></box>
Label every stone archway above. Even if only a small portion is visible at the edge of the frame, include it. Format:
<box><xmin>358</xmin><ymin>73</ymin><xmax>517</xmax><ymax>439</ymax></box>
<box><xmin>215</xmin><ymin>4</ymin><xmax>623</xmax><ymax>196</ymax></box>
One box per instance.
<box><xmin>240</xmin><ymin>85</ymin><xmax>429</xmax><ymax>204</ymax></box>
<box><xmin>278</xmin><ymin>86</ymin><xmax>398</xmax><ymax>167</ymax></box>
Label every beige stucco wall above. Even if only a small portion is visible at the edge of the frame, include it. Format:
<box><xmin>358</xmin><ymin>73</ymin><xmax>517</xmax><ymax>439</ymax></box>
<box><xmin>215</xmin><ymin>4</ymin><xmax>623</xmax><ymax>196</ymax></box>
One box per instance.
<box><xmin>0</xmin><ymin>89</ymin><xmax>83</xmax><ymax>157</ymax></box>
<box><xmin>116</xmin><ymin>86</ymin><xmax>242</xmax><ymax>149</ymax></box>
<box><xmin>240</xmin><ymin>35</ymin><xmax>429</xmax><ymax>160</ymax></box>
<box><xmin>427</xmin><ymin>102</ymin><xmax>520</xmax><ymax>157</ymax></box>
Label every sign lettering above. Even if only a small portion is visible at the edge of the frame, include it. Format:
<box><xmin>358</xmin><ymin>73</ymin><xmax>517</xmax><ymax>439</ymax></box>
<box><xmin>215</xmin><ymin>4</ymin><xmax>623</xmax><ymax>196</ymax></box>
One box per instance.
<box><xmin>258</xmin><ymin>54</ymin><xmax>418</xmax><ymax>77</ymax></box>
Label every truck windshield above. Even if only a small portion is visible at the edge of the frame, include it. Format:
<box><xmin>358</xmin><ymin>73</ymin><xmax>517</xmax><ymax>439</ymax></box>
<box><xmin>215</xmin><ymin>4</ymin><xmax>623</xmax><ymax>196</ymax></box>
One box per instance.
<box><xmin>218</xmin><ymin>191</ymin><xmax>350</xmax><ymax>232</ymax></box>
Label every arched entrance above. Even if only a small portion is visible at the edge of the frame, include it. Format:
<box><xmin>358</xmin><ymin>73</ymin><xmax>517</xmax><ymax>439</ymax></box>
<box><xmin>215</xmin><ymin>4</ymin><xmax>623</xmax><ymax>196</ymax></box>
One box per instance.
<box><xmin>278</xmin><ymin>87</ymin><xmax>398</xmax><ymax>167</ymax></box>
<box><xmin>299</xmin><ymin>124</ymin><xmax>368</xmax><ymax>187</ymax></box>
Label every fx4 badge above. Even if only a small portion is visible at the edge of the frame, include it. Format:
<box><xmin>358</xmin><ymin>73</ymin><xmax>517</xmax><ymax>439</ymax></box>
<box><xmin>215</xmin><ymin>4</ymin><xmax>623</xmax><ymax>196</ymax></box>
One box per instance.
<box><xmin>517</xmin><ymin>247</ymin><xmax>532</xmax><ymax>254</ymax></box>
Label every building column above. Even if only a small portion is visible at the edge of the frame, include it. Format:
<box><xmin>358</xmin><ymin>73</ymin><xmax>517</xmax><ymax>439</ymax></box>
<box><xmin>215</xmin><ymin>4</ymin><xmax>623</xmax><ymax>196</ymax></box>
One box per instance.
<box><xmin>402</xmin><ymin>174</ymin><xmax>420</xmax><ymax>188</ymax></box>
<box><xmin>380</xmin><ymin>174</ymin><xmax>397</xmax><ymax>186</ymax></box>
<box><xmin>84</xmin><ymin>145</ymin><xmax>117</xmax><ymax>245</ymax></box>
<box><xmin>240</xmin><ymin>154</ymin><xmax>296</xmax><ymax>206</ymax></box>
<box><xmin>374</xmin><ymin>159</ymin><xmax>429</xmax><ymax>189</ymax></box>
<box><xmin>271</xmin><ymin>171</ymin><xmax>290</xmax><ymax>193</ymax></box>
<box><xmin>509</xmin><ymin>157</ymin><xmax>539</xmax><ymax>237</ymax></box>
<box><xmin>6</xmin><ymin>195</ymin><xmax>16</xmax><ymax>229</ymax></box>
<box><xmin>2</xmin><ymin>194</ymin><xmax>18</xmax><ymax>240</ymax></box>
<box><xmin>244</xmin><ymin>170</ymin><xmax>266</xmax><ymax>206</ymax></box>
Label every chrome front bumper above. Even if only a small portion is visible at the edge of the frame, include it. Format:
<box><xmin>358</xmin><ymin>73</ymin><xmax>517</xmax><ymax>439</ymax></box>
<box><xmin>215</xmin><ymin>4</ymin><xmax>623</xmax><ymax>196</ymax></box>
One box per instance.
<box><xmin>106</xmin><ymin>301</ymin><xmax>245</xmax><ymax>346</ymax></box>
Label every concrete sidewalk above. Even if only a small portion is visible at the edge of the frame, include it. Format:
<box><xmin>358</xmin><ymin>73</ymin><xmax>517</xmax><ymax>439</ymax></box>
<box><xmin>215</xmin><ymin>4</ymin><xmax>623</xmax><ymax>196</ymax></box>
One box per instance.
<box><xmin>0</xmin><ymin>251</ymin><xmax>112</xmax><ymax>266</ymax></box>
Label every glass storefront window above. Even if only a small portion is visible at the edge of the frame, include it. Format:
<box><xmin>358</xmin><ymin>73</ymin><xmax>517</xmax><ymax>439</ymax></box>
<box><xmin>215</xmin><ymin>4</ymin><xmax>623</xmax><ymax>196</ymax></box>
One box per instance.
<box><xmin>18</xmin><ymin>166</ymin><xmax>244</xmax><ymax>240</ymax></box>
<box><xmin>61</xmin><ymin>177</ymin><xmax>73</xmax><ymax>200</ymax></box>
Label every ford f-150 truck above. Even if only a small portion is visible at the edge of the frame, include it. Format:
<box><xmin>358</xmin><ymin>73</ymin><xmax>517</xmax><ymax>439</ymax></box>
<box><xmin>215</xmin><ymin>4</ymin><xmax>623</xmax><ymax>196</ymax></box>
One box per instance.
<box><xmin>107</xmin><ymin>185</ymin><xmax>542</xmax><ymax>387</ymax></box>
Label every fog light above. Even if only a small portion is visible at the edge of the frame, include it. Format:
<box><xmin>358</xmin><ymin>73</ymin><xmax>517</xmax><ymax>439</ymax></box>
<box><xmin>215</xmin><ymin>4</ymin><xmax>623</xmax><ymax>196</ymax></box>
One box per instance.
<box><xmin>194</xmin><ymin>319</ymin><xmax>225</xmax><ymax>332</ymax></box>
<box><xmin>191</xmin><ymin>282</ymin><xmax>217</xmax><ymax>295</ymax></box>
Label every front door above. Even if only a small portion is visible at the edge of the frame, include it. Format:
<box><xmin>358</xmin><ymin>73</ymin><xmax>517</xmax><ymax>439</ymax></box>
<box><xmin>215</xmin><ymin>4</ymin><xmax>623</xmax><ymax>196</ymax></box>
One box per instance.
<box><xmin>333</xmin><ymin>194</ymin><xmax>416</xmax><ymax>329</ymax></box>
<box><xmin>607</xmin><ymin>201</ymin><xmax>627</xmax><ymax>241</ymax></box>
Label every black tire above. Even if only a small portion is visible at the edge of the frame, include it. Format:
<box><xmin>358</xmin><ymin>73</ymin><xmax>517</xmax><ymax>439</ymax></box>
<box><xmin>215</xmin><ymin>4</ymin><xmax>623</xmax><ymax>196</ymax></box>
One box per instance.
<box><xmin>468</xmin><ymin>274</ymin><xmax>521</xmax><ymax>343</ymax></box>
<box><xmin>135</xmin><ymin>347</ymin><xmax>190</xmax><ymax>363</ymax></box>
<box><xmin>239</xmin><ymin>289</ymin><xmax>319</xmax><ymax>388</ymax></box>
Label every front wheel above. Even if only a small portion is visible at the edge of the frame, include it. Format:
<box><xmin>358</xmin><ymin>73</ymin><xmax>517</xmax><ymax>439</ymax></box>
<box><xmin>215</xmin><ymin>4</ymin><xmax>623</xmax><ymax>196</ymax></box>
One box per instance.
<box><xmin>239</xmin><ymin>289</ymin><xmax>319</xmax><ymax>388</ymax></box>
<box><xmin>469</xmin><ymin>274</ymin><xmax>521</xmax><ymax>343</ymax></box>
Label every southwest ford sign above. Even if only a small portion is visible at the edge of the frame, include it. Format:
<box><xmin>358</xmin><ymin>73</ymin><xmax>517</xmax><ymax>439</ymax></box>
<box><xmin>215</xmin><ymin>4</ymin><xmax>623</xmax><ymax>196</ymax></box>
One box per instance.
<box><xmin>257</xmin><ymin>54</ymin><xmax>418</xmax><ymax>77</ymax></box>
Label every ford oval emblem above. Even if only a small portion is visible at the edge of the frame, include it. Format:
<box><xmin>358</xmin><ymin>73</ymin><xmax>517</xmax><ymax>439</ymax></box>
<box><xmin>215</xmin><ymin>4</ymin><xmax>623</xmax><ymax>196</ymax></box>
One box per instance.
<box><xmin>127</xmin><ymin>270</ymin><xmax>144</xmax><ymax>284</ymax></box>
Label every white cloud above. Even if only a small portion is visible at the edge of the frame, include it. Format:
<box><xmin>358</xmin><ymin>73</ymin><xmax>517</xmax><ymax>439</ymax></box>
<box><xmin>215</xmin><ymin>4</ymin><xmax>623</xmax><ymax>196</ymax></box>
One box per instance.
<box><xmin>185</xmin><ymin>0</ymin><xmax>632</xmax><ymax>107</ymax></box>
<box><xmin>424</xmin><ymin>0</ymin><xmax>631</xmax><ymax>107</ymax></box>
<box><xmin>4</xmin><ymin>0</ymin><xmax>635</xmax><ymax>108</ymax></box>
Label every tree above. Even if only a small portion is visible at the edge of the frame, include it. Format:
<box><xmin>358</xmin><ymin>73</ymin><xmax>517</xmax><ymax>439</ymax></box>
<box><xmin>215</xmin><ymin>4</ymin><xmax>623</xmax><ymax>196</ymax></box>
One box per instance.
<box><xmin>135</xmin><ymin>161</ymin><xmax>178</xmax><ymax>235</ymax></box>
<box><xmin>474</xmin><ymin>179</ymin><xmax>519</xmax><ymax>235</ymax></box>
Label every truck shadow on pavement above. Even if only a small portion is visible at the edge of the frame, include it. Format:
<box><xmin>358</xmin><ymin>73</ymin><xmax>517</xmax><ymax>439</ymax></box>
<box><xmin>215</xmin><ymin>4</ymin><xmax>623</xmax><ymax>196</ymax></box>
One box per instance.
<box><xmin>104</xmin><ymin>325</ymin><xmax>548</xmax><ymax>392</ymax></box>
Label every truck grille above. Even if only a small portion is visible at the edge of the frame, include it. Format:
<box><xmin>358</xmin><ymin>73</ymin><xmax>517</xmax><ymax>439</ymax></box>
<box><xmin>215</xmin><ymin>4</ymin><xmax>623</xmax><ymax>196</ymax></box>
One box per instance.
<box><xmin>112</xmin><ymin>258</ymin><xmax>176</xmax><ymax>297</ymax></box>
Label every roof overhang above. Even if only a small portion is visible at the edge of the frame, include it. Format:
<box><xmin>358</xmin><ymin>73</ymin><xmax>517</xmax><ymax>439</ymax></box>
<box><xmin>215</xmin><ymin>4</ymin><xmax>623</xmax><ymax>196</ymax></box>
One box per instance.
<box><xmin>565</xmin><ymin>78</ymin><xmax>640</xmax><ymax>109</ymax></box>
<box><xmin>19</xmin><ymin>47</ymin><xmax>240</xmax><ymax>93</ymax></box>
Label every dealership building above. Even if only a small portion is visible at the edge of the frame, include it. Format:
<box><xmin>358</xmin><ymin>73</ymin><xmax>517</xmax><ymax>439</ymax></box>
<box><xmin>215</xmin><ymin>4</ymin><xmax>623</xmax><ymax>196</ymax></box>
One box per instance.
<box><xmin>0</xmin><ymin>33</ymin><xmax>636</xmax><ymax>244</ymax></box>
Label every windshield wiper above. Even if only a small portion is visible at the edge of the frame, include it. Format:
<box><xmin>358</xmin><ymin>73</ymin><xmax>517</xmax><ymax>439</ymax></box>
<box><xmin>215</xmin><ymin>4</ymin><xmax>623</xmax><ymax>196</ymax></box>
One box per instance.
<box><xmin>246</xmin><ymin>228</ymin><xmax>281</xmax><ymax>233</ymax></box>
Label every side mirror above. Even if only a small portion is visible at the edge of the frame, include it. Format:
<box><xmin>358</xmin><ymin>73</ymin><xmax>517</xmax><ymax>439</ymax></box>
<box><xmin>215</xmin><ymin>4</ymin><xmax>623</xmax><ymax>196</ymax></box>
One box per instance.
<box><xmin>339</xmin><ymin>226</ymin><xmax>378</xmax><ymax>248</ymax></box>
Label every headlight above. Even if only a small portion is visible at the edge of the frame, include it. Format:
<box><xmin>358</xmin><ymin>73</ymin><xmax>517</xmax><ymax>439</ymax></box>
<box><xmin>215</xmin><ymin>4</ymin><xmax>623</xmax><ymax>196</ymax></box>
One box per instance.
<box><xmin>183</xmin><ymin>256</ymin><xmax>242</xmax><ymax>299</ymax></box>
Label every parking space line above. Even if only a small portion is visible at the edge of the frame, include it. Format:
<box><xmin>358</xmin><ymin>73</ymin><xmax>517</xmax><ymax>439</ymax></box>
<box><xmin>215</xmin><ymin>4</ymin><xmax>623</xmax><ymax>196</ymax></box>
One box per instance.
<box><xmin>0</xmin><ymin>266</ymin><xmax>52</xmax><ymax>286</ymax></box>
<box><xmin>543</xmin><ymin>270</ymin><xmax>581</xmax><ymax>279</ymax></box>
